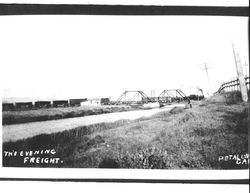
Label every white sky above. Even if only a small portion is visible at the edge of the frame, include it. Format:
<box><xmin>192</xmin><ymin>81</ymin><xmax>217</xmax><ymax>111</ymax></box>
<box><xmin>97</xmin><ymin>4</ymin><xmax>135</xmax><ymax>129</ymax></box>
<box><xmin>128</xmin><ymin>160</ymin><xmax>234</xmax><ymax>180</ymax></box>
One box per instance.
<box><xmin>0</xmin><ymin>16</ymin><xmax>248</xmax><ymax>101</ymax></box>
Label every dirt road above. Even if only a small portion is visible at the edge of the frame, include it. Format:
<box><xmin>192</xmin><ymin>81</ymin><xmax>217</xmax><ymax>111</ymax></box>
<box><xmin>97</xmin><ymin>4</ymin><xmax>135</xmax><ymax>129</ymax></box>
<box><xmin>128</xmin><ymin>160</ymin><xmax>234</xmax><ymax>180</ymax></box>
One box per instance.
<box><xmin>3</xmin><ymin>104</ymin><xmax>185</xmax><ymax>142</ymax></box>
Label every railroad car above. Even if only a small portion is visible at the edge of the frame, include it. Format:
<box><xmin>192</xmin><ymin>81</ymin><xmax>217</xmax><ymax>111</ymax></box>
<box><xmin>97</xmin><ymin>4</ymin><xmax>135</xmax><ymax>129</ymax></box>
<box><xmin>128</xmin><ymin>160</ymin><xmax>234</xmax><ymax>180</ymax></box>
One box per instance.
<box><xmin>2</xmin><ymin>103</ymin><xmax>15</xmax><ymax>111</ymax></box>
<box><xmin>69</xmin><ymin>98</ymin><xmax>87</xmax><ymax>106</ymax></box>
<box><xmin>34</xmin><ymin>101</ymin><xmax>51</xmax><ymax>108</ymax></box>
<box><xmin>52</xmin><ymin>100</ymin><xmax>69</xmax><ymax>107</ymax></box>
<box><xmin>15</xmin><ymin>102</ymin><xmax>33</xmax><ymax>110</ymax></box>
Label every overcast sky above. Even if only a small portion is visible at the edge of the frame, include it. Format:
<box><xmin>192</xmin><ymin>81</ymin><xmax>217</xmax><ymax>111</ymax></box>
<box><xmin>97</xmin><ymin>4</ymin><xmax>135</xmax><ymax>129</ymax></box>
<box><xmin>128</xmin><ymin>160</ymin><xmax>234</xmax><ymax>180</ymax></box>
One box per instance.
<box><xmin>0</xmin><ymin>16</ymin><xmax>248</xmax><ymax>101</ymax></box>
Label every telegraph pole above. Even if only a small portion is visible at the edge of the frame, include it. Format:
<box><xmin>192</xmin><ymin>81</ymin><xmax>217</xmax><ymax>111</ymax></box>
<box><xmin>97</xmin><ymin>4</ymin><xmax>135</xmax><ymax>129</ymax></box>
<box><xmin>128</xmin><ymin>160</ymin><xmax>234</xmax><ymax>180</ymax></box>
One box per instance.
<box><xmin>244</xmin><ymin>61</ymin><xmax>249</xmax><ymax>77</ymax></box>
<box><xmin>201</xmin><ymin>63</ymin><xmax>211</xmax><ymax>96</ymax></box>
<box><xmin>232</xmin><ymin>43</ymin><xmax>248</xmax><ymax>102</ymax></box>
<box><xmin>201</xmin><ymin>63</ymin><xmax>210</xmax><ymax>83</ymax></box>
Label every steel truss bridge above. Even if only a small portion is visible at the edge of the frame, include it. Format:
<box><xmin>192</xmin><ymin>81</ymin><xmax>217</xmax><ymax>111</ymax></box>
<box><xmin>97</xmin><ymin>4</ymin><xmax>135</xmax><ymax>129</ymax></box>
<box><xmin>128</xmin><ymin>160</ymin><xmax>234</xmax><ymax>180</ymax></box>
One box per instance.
<box><xmin>115</xmin><ymin>89</ymin><xmax>189</xmax><ymax>105</ymax></box>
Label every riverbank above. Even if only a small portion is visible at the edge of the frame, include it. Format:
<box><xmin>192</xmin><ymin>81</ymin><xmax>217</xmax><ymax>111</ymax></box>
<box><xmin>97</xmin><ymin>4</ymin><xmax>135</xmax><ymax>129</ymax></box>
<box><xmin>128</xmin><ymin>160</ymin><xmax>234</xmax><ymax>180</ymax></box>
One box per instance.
<box><xmin>3</xmin><ymin>92</ymin><xmax>248</xmax><ymax>169</ymax></box>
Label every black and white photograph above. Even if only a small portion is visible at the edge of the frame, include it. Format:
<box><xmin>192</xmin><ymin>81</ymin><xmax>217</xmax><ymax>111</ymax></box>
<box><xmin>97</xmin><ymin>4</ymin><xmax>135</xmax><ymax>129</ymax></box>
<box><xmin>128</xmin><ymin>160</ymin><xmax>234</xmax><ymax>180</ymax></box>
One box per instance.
<box><xmin>0</xmin><ymin>1</ymin><xmax>249</xmax><ymax>185</ymax></box>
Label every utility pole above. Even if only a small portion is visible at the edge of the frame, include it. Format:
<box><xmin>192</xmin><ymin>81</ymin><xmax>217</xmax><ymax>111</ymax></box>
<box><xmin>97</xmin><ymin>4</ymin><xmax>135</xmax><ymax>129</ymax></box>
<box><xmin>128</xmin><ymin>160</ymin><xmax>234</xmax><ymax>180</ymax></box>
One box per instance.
<box><xmin>201</xmin><ymin>63</ymin><xmax>211</xmax><ymax>96</ymax></box>
<box><xmin>201</xmin><ymin>63</ymin><xmax>210</xmax><ymax>83</ymax></box>
<box><xmin>232</xmin><ymin>43</ymin><xmax>248</xmax><ymax>102</ymax></box>
<box><xmin>244</xmin><ymin>61</ymin><xmax>249</xmax><ymax>77</ymax></box>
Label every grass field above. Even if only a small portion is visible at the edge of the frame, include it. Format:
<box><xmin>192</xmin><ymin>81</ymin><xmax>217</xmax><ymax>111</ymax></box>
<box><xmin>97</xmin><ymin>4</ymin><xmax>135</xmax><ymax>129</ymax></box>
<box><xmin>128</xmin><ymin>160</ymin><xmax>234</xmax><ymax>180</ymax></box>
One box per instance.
<box><xmin>2</xmin><ymin>105</ymin><xmax>133</xmax><ymax>125</ymax></box>
<box><xmin>2</xmin><ymin>91</ymin><xmax>249</xmax><ymax>169</ymax></box>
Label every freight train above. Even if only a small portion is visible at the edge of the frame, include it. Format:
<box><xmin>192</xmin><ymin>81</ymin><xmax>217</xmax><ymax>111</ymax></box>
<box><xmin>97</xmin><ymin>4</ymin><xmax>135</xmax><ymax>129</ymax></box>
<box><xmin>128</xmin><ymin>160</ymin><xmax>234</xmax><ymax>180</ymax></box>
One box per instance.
<box><xmin>1</xmin><ymin>98</ymin><xmax>98</xmax><ymax>111</ymax></box>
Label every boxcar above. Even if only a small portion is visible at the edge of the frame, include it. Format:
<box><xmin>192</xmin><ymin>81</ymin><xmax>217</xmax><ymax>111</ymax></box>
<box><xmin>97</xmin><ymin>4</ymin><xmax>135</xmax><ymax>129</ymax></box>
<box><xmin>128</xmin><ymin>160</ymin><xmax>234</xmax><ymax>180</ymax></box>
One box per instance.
<box><xmin>15</xmin><ymin>102</ymin><xmax>33</xmax><ymax>110</ymax></box>
<box><xmin>34</xmin><ymin>101</ymin><xmax>51</xmax><ymax>108</ymax></box>
<box><xmin>52</xmin><ymin>100</ymin><xmax>69</xmax><ymax>107</ymax></box>
<box><xmin>69</xmin><ymin>98</ymin><xmax>87</xmax><ymax>106</ymax></box>
<box><xmin>2</xmin><ymin>103</ymin><xmax>15</xmax><ymax>111</ymax></box>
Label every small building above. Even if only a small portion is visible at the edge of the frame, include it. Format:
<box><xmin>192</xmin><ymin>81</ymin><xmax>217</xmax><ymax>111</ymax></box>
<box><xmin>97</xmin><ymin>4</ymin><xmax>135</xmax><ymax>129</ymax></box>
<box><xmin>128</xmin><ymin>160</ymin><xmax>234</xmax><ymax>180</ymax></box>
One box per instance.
<box><xmin>81</xmin><ymin>98</ymin><xmax>101</xmax><ymax>106</ymax></box>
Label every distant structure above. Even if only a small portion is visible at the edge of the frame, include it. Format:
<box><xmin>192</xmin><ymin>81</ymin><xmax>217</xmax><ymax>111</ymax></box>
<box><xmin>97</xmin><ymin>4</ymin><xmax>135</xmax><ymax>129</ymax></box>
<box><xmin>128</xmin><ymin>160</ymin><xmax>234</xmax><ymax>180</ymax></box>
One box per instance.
<box><xmin>81</xmin><ymin>98</ymin><xmax>101</xmax><ymax>106</ymax></box>
<box><xmin>157</xmin><ymin>89</ymin><xmax>188</xmax><ymax>104</ymax></box>
<box><xmin>115</xmin><ymin>91</ymin><xmax>152</xmax><ymax>105</ymax></box>
<box><xmin>114</xmin><ymin>89</ymin><xmax>190</xmax><ymax>106</ymax></box>
<box><xmin>2</xmin><ymin>89</ymin><xmax>192</xmax><ymax>111</ymax></box>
